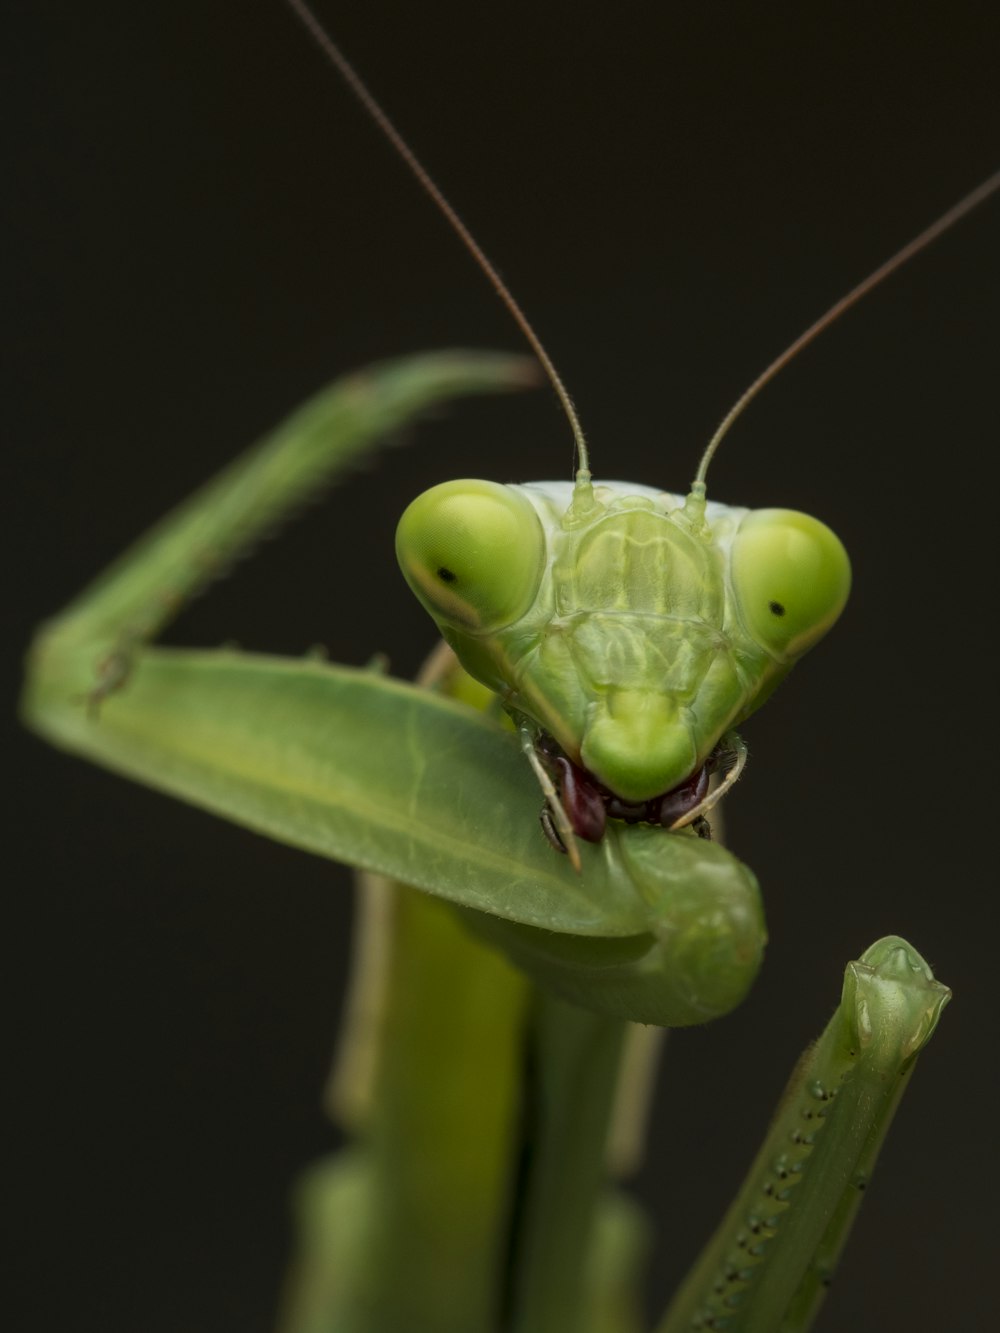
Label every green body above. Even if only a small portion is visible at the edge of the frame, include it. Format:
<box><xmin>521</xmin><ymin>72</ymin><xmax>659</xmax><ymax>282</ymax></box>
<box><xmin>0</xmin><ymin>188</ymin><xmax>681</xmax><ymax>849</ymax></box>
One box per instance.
<box><xmin>21</xmin><ymin>355</ymin><xmax>944</xmax><ymax>1333</ymax></box>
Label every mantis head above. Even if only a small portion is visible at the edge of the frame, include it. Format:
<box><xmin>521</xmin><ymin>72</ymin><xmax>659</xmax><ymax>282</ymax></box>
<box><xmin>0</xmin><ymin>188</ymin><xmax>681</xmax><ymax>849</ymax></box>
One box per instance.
<box><xmin>396</xmin><ymin>477</ymin><xmax>850</xmax><ymax>819</ymax></box>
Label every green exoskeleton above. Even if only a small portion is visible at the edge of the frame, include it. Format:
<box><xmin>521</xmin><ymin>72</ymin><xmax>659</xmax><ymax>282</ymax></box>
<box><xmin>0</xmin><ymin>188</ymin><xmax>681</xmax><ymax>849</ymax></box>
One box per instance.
<box><xmin>21</xmin><ymin>2</ymin><xmax>999</xmax><ymax>1331</ymax></box>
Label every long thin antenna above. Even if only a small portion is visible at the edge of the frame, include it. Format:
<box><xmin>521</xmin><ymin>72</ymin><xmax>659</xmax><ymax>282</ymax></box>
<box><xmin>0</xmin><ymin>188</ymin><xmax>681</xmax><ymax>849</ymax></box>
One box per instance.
<box><xmin>283</xmin><ymin>0</ymin><xmax>591</xmax><ymax>479</ymax></box>
<box><xmin>694</xmin><ymin>168</ymin><xmax>1000</xmax><ymax>488</ymax></box>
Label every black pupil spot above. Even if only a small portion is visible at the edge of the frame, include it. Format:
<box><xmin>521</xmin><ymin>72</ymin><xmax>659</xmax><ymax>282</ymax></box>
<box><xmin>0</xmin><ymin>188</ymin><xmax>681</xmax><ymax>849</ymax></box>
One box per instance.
<box><xmin>437</xmin><ymin>567</ymin><xmax>456</xmax><ymax>583</ymax></box>
<box><xmin>769</xmin><ymin>600</ymin><xmax>786</xmax><ymax>617</ymax></box>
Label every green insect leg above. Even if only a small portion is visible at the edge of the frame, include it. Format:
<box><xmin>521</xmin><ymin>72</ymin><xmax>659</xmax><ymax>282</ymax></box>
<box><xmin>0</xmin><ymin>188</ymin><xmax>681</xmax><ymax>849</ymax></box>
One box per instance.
<box><xmin>656</xmin><ymin>936</ymin><xmax>950</xmax><ymax>1333</ymax></box>
<box><xmin>24</xmin><ymin>351</ymin><xmax>533</xmax><ymax>713</ymax></box>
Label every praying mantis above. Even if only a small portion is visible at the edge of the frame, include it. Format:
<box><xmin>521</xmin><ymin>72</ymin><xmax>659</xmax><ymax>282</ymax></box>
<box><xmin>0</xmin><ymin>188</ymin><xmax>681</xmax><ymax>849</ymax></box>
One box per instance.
<box><xmin>13</xmin><ymin>1</ymin><xmax>1000</xmax><ymax>1331</ymax></box>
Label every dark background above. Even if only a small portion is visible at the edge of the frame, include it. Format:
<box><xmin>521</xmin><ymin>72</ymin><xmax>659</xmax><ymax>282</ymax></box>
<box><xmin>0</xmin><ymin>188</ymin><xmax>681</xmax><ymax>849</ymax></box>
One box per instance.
<box><xmin>6</xmin><ymin>1</ymin><xmax>1000</xmax><ymax>1330</ymax></box>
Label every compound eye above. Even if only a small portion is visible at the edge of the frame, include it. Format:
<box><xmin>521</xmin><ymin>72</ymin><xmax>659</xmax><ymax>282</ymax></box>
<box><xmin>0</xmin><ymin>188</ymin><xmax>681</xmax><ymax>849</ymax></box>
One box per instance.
<box><xmin>731</xmin><ymin>508</ymin><xmax>851</xmax><ymax>660</ymax></box>
<box><xmin>396</xmin><ymin>479</ymin><xmax>545</xmax><ymax>631</ymax></box>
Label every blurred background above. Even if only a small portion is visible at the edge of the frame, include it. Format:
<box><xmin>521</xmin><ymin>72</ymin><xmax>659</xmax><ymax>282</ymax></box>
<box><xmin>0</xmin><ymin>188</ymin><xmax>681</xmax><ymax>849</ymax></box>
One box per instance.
<box><xmin>6</xmin><ymin>1</ymin><xmax>1000</xmax><ymax>1329</ymax></box>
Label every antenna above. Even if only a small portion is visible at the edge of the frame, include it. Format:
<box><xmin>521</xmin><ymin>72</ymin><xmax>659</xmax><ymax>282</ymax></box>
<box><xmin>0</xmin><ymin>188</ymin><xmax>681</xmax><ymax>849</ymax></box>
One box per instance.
<box><xmin>282</xmin><ymin>0</ymin><xmax>591</xmax><ymax>481</ymax></box>
<box><xmin>693</xmin><ymin>168</ymin><xmax>1000</xmax><ymax>490</ymax></box>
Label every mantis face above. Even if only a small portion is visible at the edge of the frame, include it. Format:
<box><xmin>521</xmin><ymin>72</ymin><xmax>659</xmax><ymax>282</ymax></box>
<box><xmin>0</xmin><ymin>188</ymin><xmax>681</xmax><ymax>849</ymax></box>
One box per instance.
<box><xmin>397</xmin><ymin>475</ymin><xmax>850</xmax><ymax>840</ymax></box>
